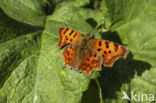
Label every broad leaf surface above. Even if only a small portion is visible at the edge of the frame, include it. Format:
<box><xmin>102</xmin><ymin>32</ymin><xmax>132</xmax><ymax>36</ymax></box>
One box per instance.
<box><xmin>0</xmin><ymin>8</ymin><xmax>42</xmax><ymax>103</ymax></box>
<box><xmin>98</xmin><ymin>0</ymin><xmax>156</xmax><ymax>103</ymax></box>
<box><xmin>32</xmin><ymin>5</ymin><xmax>92</xmax><ymax>103</ymax></box>
<box><xmin>0</xmin><ymin>0</ymin><xmax>46</xmax><ymax>26</ymax></box>
<box><xmin>0</xmin><ymin>0</ymin><xmax>156</xmax><ymax>103</ymax></box>
<box><xmin>0</xmin><ymin>3</ymin><xmax>92</xmax><ymax>103</ymax></box>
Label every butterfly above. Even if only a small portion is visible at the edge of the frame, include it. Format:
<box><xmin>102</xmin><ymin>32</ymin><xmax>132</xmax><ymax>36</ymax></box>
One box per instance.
<box><xmin>58</xmin><ymin>27</ymin><xmax>129</xmax><ymax>77</ymax></box>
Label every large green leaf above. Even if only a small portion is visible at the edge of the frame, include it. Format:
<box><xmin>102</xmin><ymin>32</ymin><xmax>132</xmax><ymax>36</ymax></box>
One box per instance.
<box><xmin>0</xmin><ymin>0</ymin><xmax>47</xmax><ymax>26</ymax></box>
<box><xmin>0</xmin><ymin>8</ymin><xmax>42</xmax><ymax>88</ymax></box>
<box><xmin>0</xmin><ymin>0</ymin><xmax>156</xmax><ymax>103</ymax></box>
<box><xmin>96</xmin><ymin>0</ymin><xmax>156</xmax><ymax>102</ymax></box>
<box><xmin>32</xmin><ymin>5</ymin><xmax>92</xmax><ymax>103</ymax></box>
<box><xmin>0</xmin><ymin>3</ymin><xmax>93</xmax><ymax>103</ymax></box>
<box><xmin>0</xmin><ymin>8</ymin><xmax>42</xmax><ymax>102</ymax></box>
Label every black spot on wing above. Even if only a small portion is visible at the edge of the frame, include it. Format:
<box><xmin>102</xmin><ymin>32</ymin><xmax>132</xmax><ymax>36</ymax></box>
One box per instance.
<box><xmin>104</xmin><ymin>51</ymin><xmax>107</xmax><ymax>54</ymax></box>
<box><xmin>64</xmin><ymin>28</ymin><xmax>69</xmax><ymax>34</ymax></box>
<box><xmin>94</xmin><ymin>53</ymin><xmax>97</xmax><ymax>57</ymax></box>
<box><xmin>99</xmin><ymin>41</ymin><xmax>102</xmax><ymax>46</ymax></box>
<box><xmin>105</xmin><ymin>41</ymin><xmax>109</xmax><ymax>48</ymax></box>
<box><xmin>70</xmin><ymin>46</ymin><xmax>72</xmax><ymax>49</ymax></box>
<box><xmin>73</xmin><ymin>33</ymin><xmax>77</xmax><ymax>38</ymax></box>
<box><xmin>69</xmin><ymin>30</ymin><xmax>74</xmax><ymax>36</ymax></box>
<box><xmin>108</xmin><ymin>50</ymin><xmax>111</xmax><ymax>53</ymax></box>
<box><xmin>97</xmin><ymin>48</ymin><xmax>101</xmax><ymax>51</ymax></box>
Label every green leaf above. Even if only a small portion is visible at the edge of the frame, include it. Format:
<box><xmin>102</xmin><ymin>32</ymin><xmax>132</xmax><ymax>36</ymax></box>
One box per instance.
<box><xmin>32</xmin><ymin>5</ymin><xmax>92</xmax><ymax>103</ymax></box>
<box><xmin>0</xmin><ymin>8</ymin><xmax>42</xmax><ymax>103</ymax></box>
<box><xmin>0</xmin><ymin>0</ymin><xmax>46</xmax><ymax>26</ymax></box>
<box><xmin>101</xmin><ymin>0</ymin><xmax>156</xmax><ymax>67</ymax></box>
<box><xmin>0</xmin><ymin>4</ymin><xmax>93</xmax><ymax>103</ymax></box>
<box><xmin>54</xmin><ymin>0</ymin><xmax>89</xmax><ymax>12</ymax></box>
<box><xmin>53</xmin><ymin>0</ymin><xmax>89</xmax><ymax>7</ymax></box>
<box><xmin>78</xmin><ymin>8</ymin><xmax>103</xmax><ymax>28</ymax></box>
<box><xmin>0</xmin><ymin>0</ymin><xmax>156</xmax><ymax>103</ymax></box>
<box><xmin>0</xmin><ymin>8</ymin><xmax>42</xmax><ymax>88</ymax></box>
<box><xmin>66</xmin><ymin>0</ymin><xmax>89</xmax><ymax>7</ymax></box>
<box><xmin>98</xmin><ymin>0</ymin><xmax>156</xmax><ymax>102</ymax></box>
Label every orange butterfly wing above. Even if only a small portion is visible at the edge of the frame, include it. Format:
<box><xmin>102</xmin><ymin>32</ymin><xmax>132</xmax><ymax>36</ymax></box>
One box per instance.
<box><xmin>78</xmin><ymin>50</ymin><xmax>103</xmax><ymax>77</ymax></box>
<box><xmin>90</xmin><ymin>39</ymin><xmax>129</xmax><ymax>67</ymax></box>
<box><xmin>58</xmin><ymin>27</ymin><xmax>82</xmax><ymax>48</ymax></box>
<box><xmin>62</xmin><ymin>44</ymin><xmax>77</xmax><ymax>67</ymax></box>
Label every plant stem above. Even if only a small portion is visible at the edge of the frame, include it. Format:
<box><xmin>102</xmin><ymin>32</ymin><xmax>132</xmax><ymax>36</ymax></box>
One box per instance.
<box><xmin>95</xmin><ymin>78</ymin><xmax>103</xmax><ymax>103</ymax></box>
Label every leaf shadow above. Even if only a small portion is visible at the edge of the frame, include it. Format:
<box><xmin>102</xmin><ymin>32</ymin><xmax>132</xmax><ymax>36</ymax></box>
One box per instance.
<box><xmin>100</xmin><ymin>31</ymin><xmax>151</xmax><ymax>99</ymax></box>
<box><xmin>0</xmin><ymin>8</ymin><xmax>43</xmax><ymax>43</ymax></box>
<box><xmin>99</xmin><ymin>53</ymin><xmax>151</xmax><ymax>99</ymax></box>
<box><xmin>86</xmin><ymin>18</ymin><xmax>97</xmax><ymax>28</ymax></box>
<box><xmin>81</xmin><ymin>80</ymin><xmax>100</xmax><ymax>103</ymax></box>
<box><xmin>81</xmin><ymin>31</ymin><xmax>151</xmax><ymax>102</ymax></box>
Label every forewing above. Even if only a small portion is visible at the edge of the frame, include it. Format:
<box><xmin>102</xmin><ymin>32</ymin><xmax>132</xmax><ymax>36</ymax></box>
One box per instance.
<box><xmin>90</xmin><ymin>39</ymin><xmax>129</xmax><ymax>67</ymax></box>
<box><xmin>58</xmin><ymin>27</ymin><xmax>83</xmax><ymax>48</ymax></box>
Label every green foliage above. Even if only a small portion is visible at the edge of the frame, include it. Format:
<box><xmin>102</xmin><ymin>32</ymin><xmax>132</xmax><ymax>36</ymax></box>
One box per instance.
<box><xmin>0</xmin><ymin>0</ymin><xmax>155</xmax><ymax>103</ymax></box>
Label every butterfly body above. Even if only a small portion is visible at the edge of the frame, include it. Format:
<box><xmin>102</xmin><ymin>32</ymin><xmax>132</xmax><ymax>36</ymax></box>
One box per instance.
<box><xmin>58</xmin><ymin>27</ymin><xmax>129</xmax><ymax>77</ymax></box>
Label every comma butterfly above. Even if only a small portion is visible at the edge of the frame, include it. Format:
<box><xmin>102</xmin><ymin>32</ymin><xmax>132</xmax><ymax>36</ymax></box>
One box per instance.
<box><xmin>58</xmin><ymin>27</ymin><xmax>129</xmax><ymax>77</ymax></box>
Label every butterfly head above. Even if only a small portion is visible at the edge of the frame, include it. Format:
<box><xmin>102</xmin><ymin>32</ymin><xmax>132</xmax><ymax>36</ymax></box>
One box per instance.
<box><xmin>85</xmin><ymin>32</ymin><xmax>90</xmax><ymax>40</ymax></box>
